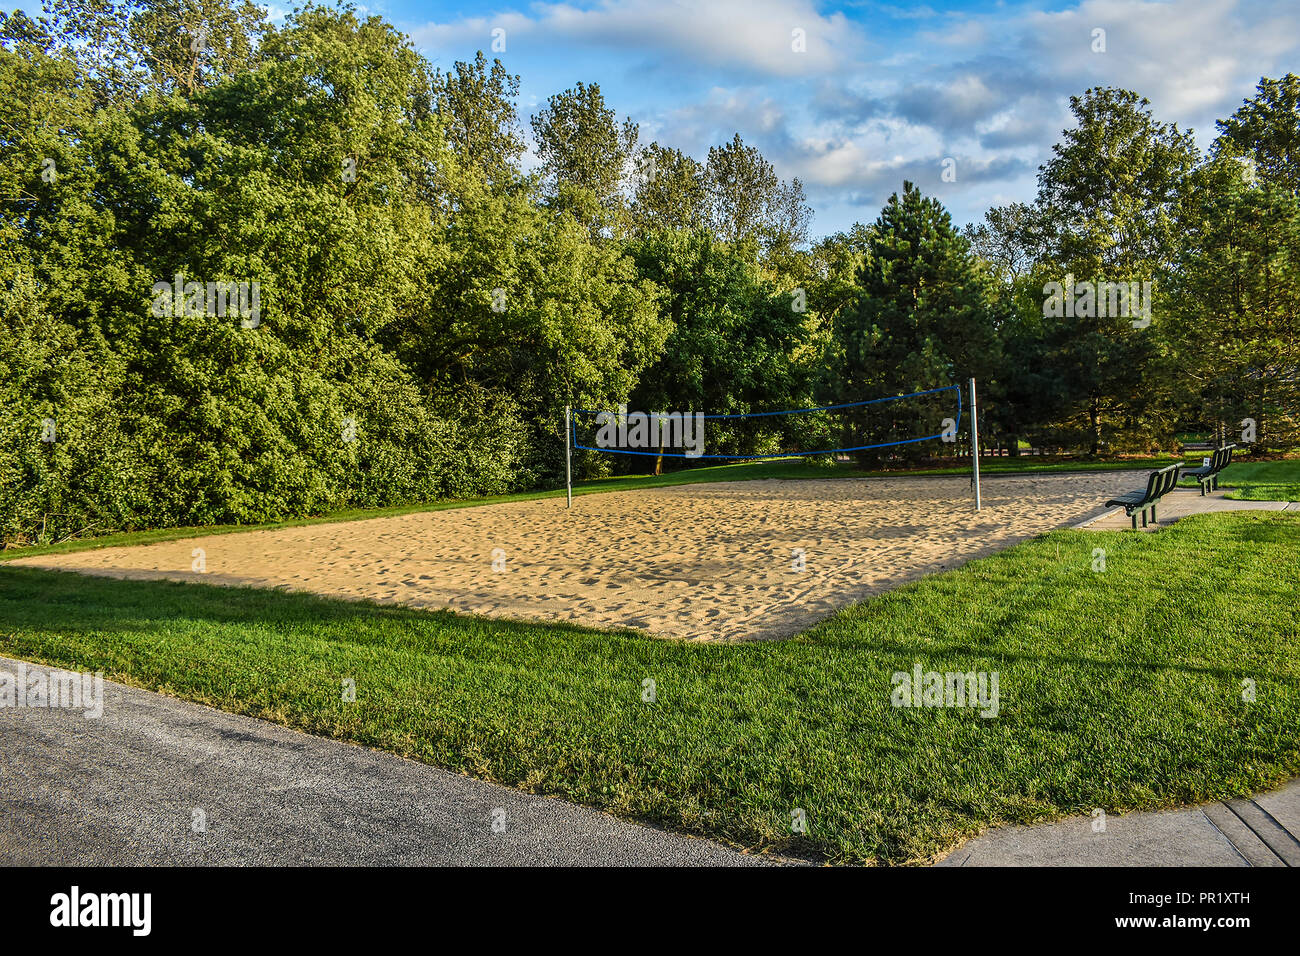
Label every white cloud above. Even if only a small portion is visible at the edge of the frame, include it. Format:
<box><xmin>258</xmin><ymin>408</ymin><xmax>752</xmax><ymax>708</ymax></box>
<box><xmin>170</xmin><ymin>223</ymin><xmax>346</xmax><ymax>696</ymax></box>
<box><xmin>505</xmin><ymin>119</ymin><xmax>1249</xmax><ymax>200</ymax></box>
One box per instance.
<box><xmin>404</xmin><ymin>0</ymin><xmax>1300</xmax><ymax>233</ymax></box>
<box><xmin>411</xmin><ymin>0</ymin><xmax>864</xmax><ymax>78</ymax></box>
<box><xmin>1023</xmin><ymin>0</ymin><xmax>1300</xmax><ymax>137</ymax></box>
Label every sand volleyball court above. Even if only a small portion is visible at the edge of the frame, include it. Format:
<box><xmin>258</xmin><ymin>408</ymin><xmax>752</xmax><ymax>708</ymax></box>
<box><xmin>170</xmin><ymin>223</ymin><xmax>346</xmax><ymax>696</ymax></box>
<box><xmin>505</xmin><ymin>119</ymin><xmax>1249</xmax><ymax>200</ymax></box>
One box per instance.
<box><xmin>9</xmin><ymin>473</ymin><xmax>1133</xmax><ymax>641</ymax></box>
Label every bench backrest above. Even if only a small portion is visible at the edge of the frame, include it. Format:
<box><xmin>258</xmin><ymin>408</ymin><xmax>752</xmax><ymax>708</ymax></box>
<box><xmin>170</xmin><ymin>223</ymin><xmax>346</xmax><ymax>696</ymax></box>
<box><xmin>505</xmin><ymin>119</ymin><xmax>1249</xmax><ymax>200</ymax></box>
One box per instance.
<box><xmin>1216</xmin><ymin>445</ymin><xmax>1234</xmax><ymax>473</ymax></box>
<box><xmin>1147</xmin><ymin>463</ymin><xmax>1180</xmax><ymax>501</ymax></box>
<box><xmin>1143</xmin><ymin>468</ymin><xmax>1164</xmax><ymax>501</ymax></box>
<box><xmin>1161</xmin><ymin>463</ymin><xmax>1180</xmax><ymax>496</ymax></box>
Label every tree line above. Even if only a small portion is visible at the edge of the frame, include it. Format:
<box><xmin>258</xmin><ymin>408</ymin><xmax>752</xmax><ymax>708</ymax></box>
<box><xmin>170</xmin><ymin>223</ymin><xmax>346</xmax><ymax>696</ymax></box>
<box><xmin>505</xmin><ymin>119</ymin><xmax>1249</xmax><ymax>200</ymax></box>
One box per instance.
<box><xmin>2</xmin><ymin>0</ymin><xmax>1297</xmax><ymax>544</ymax></box>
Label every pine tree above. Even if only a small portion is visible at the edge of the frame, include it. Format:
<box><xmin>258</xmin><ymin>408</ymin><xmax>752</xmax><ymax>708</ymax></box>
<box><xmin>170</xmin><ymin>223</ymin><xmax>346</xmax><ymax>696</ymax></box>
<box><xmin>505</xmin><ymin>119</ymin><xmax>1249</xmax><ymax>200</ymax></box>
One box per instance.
<box><xmin>834</xmin><ymin>182</ymin><xmax>999</xmax><ymax>464</ymax></box>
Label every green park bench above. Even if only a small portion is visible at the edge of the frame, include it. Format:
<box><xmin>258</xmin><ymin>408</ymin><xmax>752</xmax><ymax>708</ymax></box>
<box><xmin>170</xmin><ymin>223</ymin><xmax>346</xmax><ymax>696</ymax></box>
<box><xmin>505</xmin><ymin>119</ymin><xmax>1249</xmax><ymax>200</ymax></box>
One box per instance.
<box><xmin>1105</xmin><ymin>463</ymin><xmax>1182</xmax><ymax>529</ymax></box>
<box><xmin>1182</xmin><ymin>445</ymin><xmax>1235</xmax><ymax>495</ymax></box>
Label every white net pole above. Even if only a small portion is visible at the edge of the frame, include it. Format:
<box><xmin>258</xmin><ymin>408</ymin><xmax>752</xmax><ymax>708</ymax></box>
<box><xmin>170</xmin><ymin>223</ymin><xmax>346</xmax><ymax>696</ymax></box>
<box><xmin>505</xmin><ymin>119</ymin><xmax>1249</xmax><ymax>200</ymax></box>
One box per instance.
<box><xmin>970</xmin><ymin>378</ymin><xmax>981</xmax><ymax>511</ymax></box>
<box><xmin>565</xmin><ymin>404</ymin><xmax>572</xmax><ymax>509</ymax></box>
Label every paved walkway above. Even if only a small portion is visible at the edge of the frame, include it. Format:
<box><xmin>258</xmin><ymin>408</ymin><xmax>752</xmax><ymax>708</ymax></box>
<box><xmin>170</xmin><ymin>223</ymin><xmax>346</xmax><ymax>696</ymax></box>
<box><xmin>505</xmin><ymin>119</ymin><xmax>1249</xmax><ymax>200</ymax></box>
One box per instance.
<box><xmin>1078</xmin><ymin>486</ymin><xmax>1298</xmax><ymax>531</ymax></box>
<box><xmin>0</xmin><ymin>657</ymin><xmax>766</xmax><ymax>866</ymax></box>
<box><xmin>937</xmin><ymin>780</ymin><xmax>1300</xmax><ymax>866</ymax></box>
<box><xmin>6</xmin><ymin>653</ymin><xmax>1298</xmax><ymax>867</ymax></box>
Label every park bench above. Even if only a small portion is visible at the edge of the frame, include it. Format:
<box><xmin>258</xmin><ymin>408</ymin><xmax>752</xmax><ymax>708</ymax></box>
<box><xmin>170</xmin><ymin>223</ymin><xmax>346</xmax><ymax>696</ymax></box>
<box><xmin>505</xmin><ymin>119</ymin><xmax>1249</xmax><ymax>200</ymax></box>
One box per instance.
<box><xmin>1105</xmin><ymin>463</ymin><xmax>1182</xmax><ymax>529</ymax></box>
<box><xmin>1178</xmin><ymin>439</ymin><xmax>1216</xmax><ymax>453</ymax></box>
<box><xmin>1182</xmin><ymin>445</ymin><xmax>1234</xmax><ymax>495</ymax></box>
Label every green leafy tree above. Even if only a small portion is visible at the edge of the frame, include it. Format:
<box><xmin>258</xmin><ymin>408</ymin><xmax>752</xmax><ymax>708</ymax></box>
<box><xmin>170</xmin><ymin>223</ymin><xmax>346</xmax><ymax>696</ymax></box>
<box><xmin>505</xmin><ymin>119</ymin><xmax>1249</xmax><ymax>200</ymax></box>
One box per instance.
<box><xmin>1217</xmin><ymin>74</ymin><xmax>1300</xmax><ymax>194</ymax></box>
<box><xmin>1167</xmin><ymin>151</ymin><xmax>1300</xmax><ymax>450</ymax></box>
<box><xmin>0</xmin><ymin>2</ymin><xmax>531</xmax><ymax>542</ymax></box>
<box><xmin>704</xmin><ymin>133</ymin><xmax>811</xmax><ymax>268</ymax></box>
<box><xmin>629</xmin><ymin>142</ymin><xmax>706</xmax><ymax>235</ymax></box>
<box><xmin>962</xmin><ymin>202</ymin><xmax>1047</xmax><ymax>283</ymax></box>
<box><xmin>530</xmin><ymin>80</ymin><xmax>638</xmax><ymax>234</ymax></box>
<box><xmin>433</xmin><ymin>50</ymin><xmax>524</xmax><ymax>187</ymax></box>
<box><xmin>833</xmin><ymin>182</ymin><xmax>1000</xmax><ymax>464</ymax></box>
<box><xmin>624</xmin><ymin>229</ymin><xmax>813</xmax><ymax>471</ymax></box>
<box><xmin>128</xmin><ymin>0</ymin><xmax>269</xmax><ymax>96</ymax></box>
<box><xmin>804</xmin><ymin>224</ymin><xmax>872</xmax><ymax>332</ymax></box>
<box><xmin>1034</xmin><ymin>88</ymin><xmax>1197</xmax><ymax>453</ymax></box>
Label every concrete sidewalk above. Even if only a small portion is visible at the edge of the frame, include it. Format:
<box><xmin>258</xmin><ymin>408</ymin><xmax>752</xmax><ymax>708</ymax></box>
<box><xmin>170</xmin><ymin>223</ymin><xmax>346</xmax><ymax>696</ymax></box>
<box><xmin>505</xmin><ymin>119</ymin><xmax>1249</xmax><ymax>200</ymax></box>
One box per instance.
<box><xmin>7</xmin><ymin>654</ymin><xmax>1297</xmax><ymax>868</ymax></box>
<box><xmin>937</xmin><ymin>781</ymin><xmax>1300</xmax><ymax>866</ymax></box>
<box><xmin>1078</xmin><ymin>486</ymin><xmax>1298</xmax><ymax>531</ymax></box>
<box><xmin>0</xmin><ymin>657</ymin><xmax>767</xmax><ymax>866</ymax></box>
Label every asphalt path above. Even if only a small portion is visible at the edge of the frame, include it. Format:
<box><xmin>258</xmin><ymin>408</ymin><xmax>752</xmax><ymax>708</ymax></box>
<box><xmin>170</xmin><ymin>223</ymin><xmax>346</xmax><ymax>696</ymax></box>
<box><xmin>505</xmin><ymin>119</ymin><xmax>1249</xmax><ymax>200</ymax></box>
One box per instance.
<box><xmin>0</xmin><ymin>656</ymin><xmax>768</xmax><ymax>866</ymax></box>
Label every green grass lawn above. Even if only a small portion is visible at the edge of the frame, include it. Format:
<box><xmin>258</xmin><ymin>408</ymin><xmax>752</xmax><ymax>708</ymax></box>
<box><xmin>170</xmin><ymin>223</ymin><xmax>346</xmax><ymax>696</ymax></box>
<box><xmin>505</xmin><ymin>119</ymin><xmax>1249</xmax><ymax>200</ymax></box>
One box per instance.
<box><xmin>1215</xmin><ymin>458</ymin><xmax>1300</xmax><ymax>501</ymax></box>
<box><xmin>1</xmin><ymin>453</ymin><xmax>1182</xmax><ymax>561</ymax></box>
<box><xmin>3</xmin><ymin>510</ymin><xmax>1297</xmax><ymax>864</ymax></box>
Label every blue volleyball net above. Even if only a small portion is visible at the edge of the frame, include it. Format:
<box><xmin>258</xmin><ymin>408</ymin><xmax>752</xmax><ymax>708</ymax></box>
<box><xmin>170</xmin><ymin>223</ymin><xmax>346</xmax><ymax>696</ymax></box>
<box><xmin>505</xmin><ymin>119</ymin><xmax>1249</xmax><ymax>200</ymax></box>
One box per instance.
<box><xmin>570</xmin><ymin>384</ymin><xmax>963</xmax><ymax>460</ymax></box>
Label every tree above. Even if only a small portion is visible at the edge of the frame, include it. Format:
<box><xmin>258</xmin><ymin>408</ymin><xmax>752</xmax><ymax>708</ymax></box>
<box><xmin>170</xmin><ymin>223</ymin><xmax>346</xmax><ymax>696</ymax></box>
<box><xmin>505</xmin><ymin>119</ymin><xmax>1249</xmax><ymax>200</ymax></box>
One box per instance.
<box><xmin>705</xmin><ymin>133</ymin><xmax>776</xmax><ymax>247</ymax></box>
<box><xmin>530</xmin><ymin>81</ymin><xmax>638</xmax><ymax>233</ymax></box>
<box><xmin>1033</xmin><ymin>87</ymin><xmax>1198</xmax><ymax>453</ymax></box>
<box><xmin>702</xmin><ymin>133</ymin><xmax>811</xmax><ymax>279</ymax></box>
<box><xmin>962</xmin><ymin>202</ymin><xmax>1046</xmax><ymax>283</ymax></box>
<box><xmin>625</xmin><ymin>229</ymin><xmax>813</xmax><ymax>471</ymax></box>
<box><xmin>0</xmin><ymin>2</ymin><xmax>528</xmax><ymax>542</ymax></box>
<box><xmin>433</xmin><ymin>50</ymin><xmax>524</xmax><ymax>186</ymax></box>
<box><xmin>1217</xmin><ymin>74</ymin><xmax>1300</xmax><ymax>194</ymax></box>
<box><xmin>805</xmin><ymin>224</ymin><xmax>872</xmax><ymax>332</ymax></box>
<box><xmin>1167</xmin><ymin>150</ymin><xmax>1300</xmax><ymax>450</ymax></box>
<box><xmin>39</xmin><ymin>0</ymin><xmax>270</xmax><ymax>99</ymax></box>
<box><xmin>128</xmin><ymin>0</ymin><xmax>269</xmax><ymax>96</ymax></box>
<box><xmin>1038</xmin><ymin>87</ymin><xmax>1196</xmax><ymax>273</ymax></box>
<box><xmin>833</xmin><ymin>182</ymin><xmax>1000</xmax><ymax>464</ymax></box>
<box><xmin>629</xmin><ymin>142</ymin><xmax>706</xmax><ymax>235</ymax></box>
<box><xmin>397</xmin><ymin>172</ymin><xmax>670</xmax><ymax>481</ymax></box>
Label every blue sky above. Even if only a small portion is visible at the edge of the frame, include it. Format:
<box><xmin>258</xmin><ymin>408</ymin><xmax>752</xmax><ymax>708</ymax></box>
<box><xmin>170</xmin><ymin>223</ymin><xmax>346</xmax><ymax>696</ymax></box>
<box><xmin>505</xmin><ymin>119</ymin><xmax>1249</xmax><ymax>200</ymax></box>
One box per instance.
<box><xmin>25</xmin><ymin>0</ymin><xmax>1300</xmax><ymax>237</ymax></box>
<box><xmin>371</xmin><ymin>0</ymin><xmax>1298</xmax><ymax>237</ymax></box>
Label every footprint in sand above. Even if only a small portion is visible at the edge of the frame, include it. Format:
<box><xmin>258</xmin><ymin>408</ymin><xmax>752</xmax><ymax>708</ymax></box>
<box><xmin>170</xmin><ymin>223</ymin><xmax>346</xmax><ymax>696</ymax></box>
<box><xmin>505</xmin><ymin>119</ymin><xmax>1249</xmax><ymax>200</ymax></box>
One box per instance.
<box><xmin>9</xmin><ymin>474</ymin><xmax>1127</xmax><ymax>642</ymax></box>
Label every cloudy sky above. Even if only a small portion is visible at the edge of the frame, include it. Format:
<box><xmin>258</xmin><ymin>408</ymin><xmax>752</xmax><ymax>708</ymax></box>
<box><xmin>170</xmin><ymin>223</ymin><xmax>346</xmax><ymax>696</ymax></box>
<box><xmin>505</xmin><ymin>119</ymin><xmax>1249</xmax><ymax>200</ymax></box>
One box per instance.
<box><xmin>21</xmin><ymin>0</ymin><xmax>1286</xmax><ymax>236</ymax></box>
<box><xmin>369</xmin><ymin>0</ymin><xmax>1293</xmax><ymax>237</ymax></box>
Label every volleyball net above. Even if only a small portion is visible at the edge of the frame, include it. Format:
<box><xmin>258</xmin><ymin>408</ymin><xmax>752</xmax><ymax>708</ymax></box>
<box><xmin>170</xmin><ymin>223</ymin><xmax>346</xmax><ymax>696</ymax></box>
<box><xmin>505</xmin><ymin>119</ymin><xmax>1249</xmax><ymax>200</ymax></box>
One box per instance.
<box><xmin>570</xmin><ymin>384</ymin><xmax>963</xmax><ymax>460</ymax></box>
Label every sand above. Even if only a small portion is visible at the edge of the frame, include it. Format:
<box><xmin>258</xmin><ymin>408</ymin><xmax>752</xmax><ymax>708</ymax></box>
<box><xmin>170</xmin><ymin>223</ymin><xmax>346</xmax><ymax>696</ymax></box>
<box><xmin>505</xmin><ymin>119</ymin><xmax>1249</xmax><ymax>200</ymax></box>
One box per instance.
<box><xmin>8</xmin><ymin>473</ymin><xmax>1135</xmax><ymax>642</ymax></box>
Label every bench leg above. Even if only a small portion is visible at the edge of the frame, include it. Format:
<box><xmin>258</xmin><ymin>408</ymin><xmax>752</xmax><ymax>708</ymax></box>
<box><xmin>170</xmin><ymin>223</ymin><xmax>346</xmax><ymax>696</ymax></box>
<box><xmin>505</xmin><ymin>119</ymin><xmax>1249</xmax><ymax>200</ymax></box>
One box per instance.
<box><xmin>1151</xmin><ymin>502</ymin><xmax>1157</xmax><ymax>524</ymax></box>
<box><xmin>1131</xmin><ymin>512</ymin><xmax>1137</xmax><ymax>531</ymax></box>
<box><xmin>1141</xmin><ymin>508</ymin><xmax>1148</xmax><ymax>528</ymax></box>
